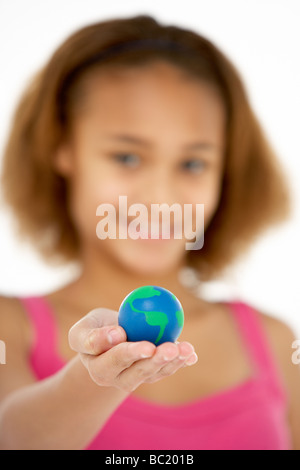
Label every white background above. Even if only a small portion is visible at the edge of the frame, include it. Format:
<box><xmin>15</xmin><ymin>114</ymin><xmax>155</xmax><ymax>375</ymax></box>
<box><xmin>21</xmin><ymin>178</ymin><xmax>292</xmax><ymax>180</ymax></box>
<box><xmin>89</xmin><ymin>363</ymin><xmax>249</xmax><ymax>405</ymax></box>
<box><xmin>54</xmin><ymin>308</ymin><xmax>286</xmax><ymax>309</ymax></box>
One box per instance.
<box><xmin>0</xmin><ymin>0</ymin><xmax>299</xmax><ymax>335</ymax></box>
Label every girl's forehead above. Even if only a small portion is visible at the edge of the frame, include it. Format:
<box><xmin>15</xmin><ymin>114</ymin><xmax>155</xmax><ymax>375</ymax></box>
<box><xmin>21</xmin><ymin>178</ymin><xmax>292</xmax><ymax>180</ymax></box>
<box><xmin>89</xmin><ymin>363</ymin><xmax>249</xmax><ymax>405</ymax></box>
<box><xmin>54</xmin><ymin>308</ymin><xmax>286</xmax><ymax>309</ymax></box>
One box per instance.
<box><xmin>86</xmin><ymin>61</ymin><xmax>222</xmax><ymax>99</ymax></box>
<box><xmin>74</xmin><ymin>62</ymin><xmax>226</xmax><ymax>132</ymax></box>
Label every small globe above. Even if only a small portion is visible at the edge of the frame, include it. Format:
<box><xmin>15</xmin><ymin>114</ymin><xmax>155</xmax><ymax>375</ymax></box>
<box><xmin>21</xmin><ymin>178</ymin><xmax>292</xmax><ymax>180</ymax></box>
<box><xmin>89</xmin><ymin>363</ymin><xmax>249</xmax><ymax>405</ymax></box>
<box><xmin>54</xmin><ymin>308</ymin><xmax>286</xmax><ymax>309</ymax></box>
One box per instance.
<box><xmin>118</xmin><ymin>286</ymin><xmax>184</xmax><ymax>346</ymax></box>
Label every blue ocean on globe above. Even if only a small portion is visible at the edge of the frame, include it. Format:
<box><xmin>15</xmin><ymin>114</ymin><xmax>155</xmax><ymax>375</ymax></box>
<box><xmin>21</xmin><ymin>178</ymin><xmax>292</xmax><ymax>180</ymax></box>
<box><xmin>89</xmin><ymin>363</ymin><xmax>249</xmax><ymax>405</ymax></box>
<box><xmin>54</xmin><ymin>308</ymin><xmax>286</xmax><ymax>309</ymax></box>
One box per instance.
<box><xmin>118</xmin><ymin>285</ymin><xmax>184</xmax><ymax>346</ymax></box>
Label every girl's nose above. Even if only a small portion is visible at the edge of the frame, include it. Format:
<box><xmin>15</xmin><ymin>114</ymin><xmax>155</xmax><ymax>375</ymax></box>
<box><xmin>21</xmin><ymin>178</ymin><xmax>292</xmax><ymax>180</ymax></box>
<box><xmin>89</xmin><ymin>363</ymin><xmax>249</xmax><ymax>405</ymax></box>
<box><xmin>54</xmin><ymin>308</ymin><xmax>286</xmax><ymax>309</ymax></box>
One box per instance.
<box><xmin>139</xmin><ymin>167</ymin><xmax>178</xmax><ymax>207</ymax></box>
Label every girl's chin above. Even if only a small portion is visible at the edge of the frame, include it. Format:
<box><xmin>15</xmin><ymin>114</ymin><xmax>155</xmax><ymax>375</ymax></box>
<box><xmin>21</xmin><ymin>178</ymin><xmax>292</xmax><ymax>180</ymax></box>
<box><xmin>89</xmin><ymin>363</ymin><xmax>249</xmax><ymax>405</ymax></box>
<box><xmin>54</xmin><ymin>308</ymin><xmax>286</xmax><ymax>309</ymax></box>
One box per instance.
<box><xmin>99</xmin><ymin>238</ymin><xmax>186</xmax><ymax>274</ymax></box>
<box><xmin>116</xmin><ymin>250</ymin><xmax>184</xmax><ymax>276</ymax></box>
<box><xmin>121</xmin><ymin>262</ymin><xmax>178</xmax><ymax>277</ymax></box>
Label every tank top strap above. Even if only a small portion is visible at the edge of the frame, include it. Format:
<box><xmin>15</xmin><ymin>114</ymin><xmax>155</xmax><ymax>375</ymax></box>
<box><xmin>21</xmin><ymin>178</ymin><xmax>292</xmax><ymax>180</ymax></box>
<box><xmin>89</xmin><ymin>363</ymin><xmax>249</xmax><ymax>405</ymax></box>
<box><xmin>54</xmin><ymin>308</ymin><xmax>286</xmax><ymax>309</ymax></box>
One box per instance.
<box><xmin>18</xmin><ymin>296</ymin><xmax>64</xmax><ymax>379</ymax></box>
<box><xmin>228</xmin><ymin>300</ymin><xmax>287</xmax><ymax>402</ymax></box>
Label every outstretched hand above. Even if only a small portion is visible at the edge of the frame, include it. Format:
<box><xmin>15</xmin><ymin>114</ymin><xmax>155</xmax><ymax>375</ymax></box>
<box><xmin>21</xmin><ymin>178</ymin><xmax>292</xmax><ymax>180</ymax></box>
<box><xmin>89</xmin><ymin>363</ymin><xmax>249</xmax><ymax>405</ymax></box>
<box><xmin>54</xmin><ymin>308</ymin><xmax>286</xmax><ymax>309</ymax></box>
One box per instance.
<box><xmin>68</xmin><ymin>307</ymin><xmax>198</xmax><ymax>393</ymax></box>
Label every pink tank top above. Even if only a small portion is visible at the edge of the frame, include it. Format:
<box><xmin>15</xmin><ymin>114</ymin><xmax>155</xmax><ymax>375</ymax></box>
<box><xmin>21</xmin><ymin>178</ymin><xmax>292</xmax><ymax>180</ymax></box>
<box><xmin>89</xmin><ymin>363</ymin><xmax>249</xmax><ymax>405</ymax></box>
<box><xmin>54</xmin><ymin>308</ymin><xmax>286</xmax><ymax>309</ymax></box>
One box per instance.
<box><xmin>19</xmin><ymin>296</ymin><xmax>292</xmax><ymax>450</ymax></box>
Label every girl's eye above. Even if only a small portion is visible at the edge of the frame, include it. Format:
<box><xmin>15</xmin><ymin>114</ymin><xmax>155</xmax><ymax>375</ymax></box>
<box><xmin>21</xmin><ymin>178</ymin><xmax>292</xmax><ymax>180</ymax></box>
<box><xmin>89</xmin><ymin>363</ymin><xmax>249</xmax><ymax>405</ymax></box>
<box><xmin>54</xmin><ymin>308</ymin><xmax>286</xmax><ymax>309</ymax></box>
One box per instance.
<box><xmin>112</xmin><ymin>153</ymin><xmax>140</xmax><ymax>168</ymax></box>
<box><xmin>181</xmin><ymin>159</ymin><xmax>207</xmax><ymax>173</ymax></box>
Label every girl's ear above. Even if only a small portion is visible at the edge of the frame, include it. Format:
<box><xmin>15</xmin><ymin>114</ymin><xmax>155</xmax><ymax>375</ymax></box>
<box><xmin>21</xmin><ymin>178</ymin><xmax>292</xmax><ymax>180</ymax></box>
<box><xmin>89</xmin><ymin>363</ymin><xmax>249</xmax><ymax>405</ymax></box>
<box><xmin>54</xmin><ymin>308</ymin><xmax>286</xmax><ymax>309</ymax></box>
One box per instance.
<box><xmin>52</xmin><ymin>144</ymin><xmax>73</xmax><ymax>177</ymax></box>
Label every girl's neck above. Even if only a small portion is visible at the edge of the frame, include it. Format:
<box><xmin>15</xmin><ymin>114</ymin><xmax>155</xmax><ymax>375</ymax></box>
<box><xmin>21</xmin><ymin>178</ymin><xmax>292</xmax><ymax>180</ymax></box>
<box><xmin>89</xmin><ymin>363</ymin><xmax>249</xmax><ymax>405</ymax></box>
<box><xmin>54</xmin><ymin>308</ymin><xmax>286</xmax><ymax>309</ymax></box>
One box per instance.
<box><xmin>60</xmin><ymin>246</ymin><xmax>202</xmax><ymax>313</ymax></box>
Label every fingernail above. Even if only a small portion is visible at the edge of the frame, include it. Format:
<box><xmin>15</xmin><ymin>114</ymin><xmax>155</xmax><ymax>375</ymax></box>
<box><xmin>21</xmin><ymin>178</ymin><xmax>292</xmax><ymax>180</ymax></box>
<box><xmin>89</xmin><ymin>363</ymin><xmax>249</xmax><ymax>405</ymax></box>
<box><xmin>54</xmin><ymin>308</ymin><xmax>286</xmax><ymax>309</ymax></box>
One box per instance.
<box><xmin>186</xmin><ymin>353</ymin><xmax>198</xmax><ymax>366</ymax></box>
<box><xmin>163</xmin><ymin>355</ymin><xmax>175</xmax><ymax>362</ymax></box>
<box><xmin>86</xmin><ymin>330</ymin><xmax>97</xmax><ymax>351</ymax></box>
<box><xmin>140</xmin><ymin>353</ymin><xmax>153</xmax><ymax>359</ymax></box>
<box><xmin>107</xmin><ymin>328</ymin><xmax>123</xmax><ymax>345</ymax></box>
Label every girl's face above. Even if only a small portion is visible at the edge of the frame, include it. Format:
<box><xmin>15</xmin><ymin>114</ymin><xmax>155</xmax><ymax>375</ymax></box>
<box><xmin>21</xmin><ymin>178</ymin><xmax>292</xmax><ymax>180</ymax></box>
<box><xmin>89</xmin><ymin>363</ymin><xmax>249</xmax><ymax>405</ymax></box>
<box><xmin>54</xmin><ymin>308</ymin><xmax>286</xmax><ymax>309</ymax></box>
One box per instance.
<box><xmin>55</xmin><ymin>61</ymin><xmax>226</xmax><ymax>275</ymax></box>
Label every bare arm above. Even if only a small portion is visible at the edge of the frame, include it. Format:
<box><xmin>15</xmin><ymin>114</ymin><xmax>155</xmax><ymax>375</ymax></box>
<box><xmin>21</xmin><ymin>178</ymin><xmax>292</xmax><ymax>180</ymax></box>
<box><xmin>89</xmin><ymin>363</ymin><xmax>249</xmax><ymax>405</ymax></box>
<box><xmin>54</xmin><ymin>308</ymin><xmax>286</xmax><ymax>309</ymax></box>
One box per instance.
<box><xmin>0</xmin><ymin>355</ymin><xmax>128</xmax><ymax>449</ymax></box>
<box><xmin>0</xmin><ymin>299</ymin><xmax>129</xmax><ymax>449</ymax></box>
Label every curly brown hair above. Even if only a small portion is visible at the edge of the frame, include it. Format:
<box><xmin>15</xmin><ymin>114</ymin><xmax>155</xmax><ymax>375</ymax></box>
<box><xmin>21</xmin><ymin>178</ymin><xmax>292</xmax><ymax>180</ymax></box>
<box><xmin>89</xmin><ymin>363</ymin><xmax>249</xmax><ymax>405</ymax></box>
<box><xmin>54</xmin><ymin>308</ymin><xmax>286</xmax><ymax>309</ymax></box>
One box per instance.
<box><xmin>0</xmin><ymin>14</ymin><xmax>291</xmax><ymax>281</ymax></box>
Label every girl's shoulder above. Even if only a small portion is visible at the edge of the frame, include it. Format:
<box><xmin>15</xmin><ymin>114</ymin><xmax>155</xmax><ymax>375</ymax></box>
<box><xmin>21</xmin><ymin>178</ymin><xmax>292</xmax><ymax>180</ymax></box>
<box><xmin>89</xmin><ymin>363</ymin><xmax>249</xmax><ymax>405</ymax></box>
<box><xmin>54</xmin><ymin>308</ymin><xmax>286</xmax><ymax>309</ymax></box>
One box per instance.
<box><xmin>231</xmin><ymin>303</ymin><xmax>297</xmax><ymax>375</ymax></box>
<box><xmin>255</xmin><ymin>307</ymin><xmax>297</xmax><ymax>363</ymax></box>
<box><xmin>0</xmin><ymin>295</ymin><xmax>36</xmax><ymax>400</ymax></box>
<box><xmin>0</xmin><ymin>295</ymin><xmax>32</xmax><ymax>357</ymax></box>
<box><xmin>210</xmin><ymin>299</ymin><xmax>297</xmax><ymax>389</ymax></box>
<box><xmin>253</xmin><ymin>306</ymin><xmax>299</xmax><ymax>405</ymax></box>
<box><xmin>256</xmin><ymin>308</ymin><xmax>300</xmax><ymax>449</ymax></box>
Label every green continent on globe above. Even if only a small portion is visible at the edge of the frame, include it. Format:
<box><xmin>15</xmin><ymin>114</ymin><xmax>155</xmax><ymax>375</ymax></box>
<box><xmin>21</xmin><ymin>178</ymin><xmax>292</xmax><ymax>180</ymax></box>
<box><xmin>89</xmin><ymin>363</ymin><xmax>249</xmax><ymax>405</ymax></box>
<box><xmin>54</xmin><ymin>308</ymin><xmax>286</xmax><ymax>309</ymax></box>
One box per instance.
<box><xmin>144</xmin><ymin>310</ymin><xmax>169</xmax><ymax>344</ymax></box>
<box><xmin>123</xmin><ymin>286</ymin><xmax>161</xmax><ymax>309</ymax></box>
<box><xmin>123</xmin><ymin>286</ymin><xmax>169</xmax><ymax>345</ymax></box>
<box><xmin>176</xmin><ymin>310</ymin><xmax>184</xmax><ymax>328</ymax></box>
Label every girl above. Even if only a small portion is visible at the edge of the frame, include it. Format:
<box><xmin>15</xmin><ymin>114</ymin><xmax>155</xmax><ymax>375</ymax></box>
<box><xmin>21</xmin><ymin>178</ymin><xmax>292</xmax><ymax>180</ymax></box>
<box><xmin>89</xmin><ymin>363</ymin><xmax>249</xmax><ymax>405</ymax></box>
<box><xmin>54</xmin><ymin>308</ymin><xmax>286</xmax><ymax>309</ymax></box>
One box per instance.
<box><xmin>0</xmin><ymin>14</ymin><xmax>299</xmax><ymax>450</ymax></box>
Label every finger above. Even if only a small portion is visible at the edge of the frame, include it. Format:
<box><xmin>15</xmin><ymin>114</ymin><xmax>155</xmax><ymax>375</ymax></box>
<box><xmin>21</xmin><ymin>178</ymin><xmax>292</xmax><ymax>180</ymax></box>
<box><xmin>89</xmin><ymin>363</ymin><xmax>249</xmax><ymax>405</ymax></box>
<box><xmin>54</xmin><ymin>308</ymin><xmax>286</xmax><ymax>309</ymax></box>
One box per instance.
<box><xmin>154</xmin><ymin>341</ymin><xmax>196</xmax><ymax>375</ymax></box>
<box><xmin>177</xmin><ymin>341</ymin><xmax>198</xmax><ymax>366</ymax></box>
<box><xmin>117</xmin><ymin>341</ymin><xmax>197</xmax><ymax>390</ymax></box>
<box><xmin>177</xmin><ymin>341</ymin><xmax>195</xmax><ymax>359</ymax></box>
<box><xmin>115</xmin><ymin>342</ymin><xmax>180</xmax><ymax>391</ymax></box>
<box><xmin>154</xmin><ymin>350</ymin><xmax>198</xmax><ymax>378</ymax></box>
<box><xmin>84</xmin><ymin>340</ymin><xmax>156</xmax><ymax>386</ymax></box>
<box><xmin>68</xmin><ymin>308</ymin><xmax>123</xmax><ymax>354</ymax></box>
